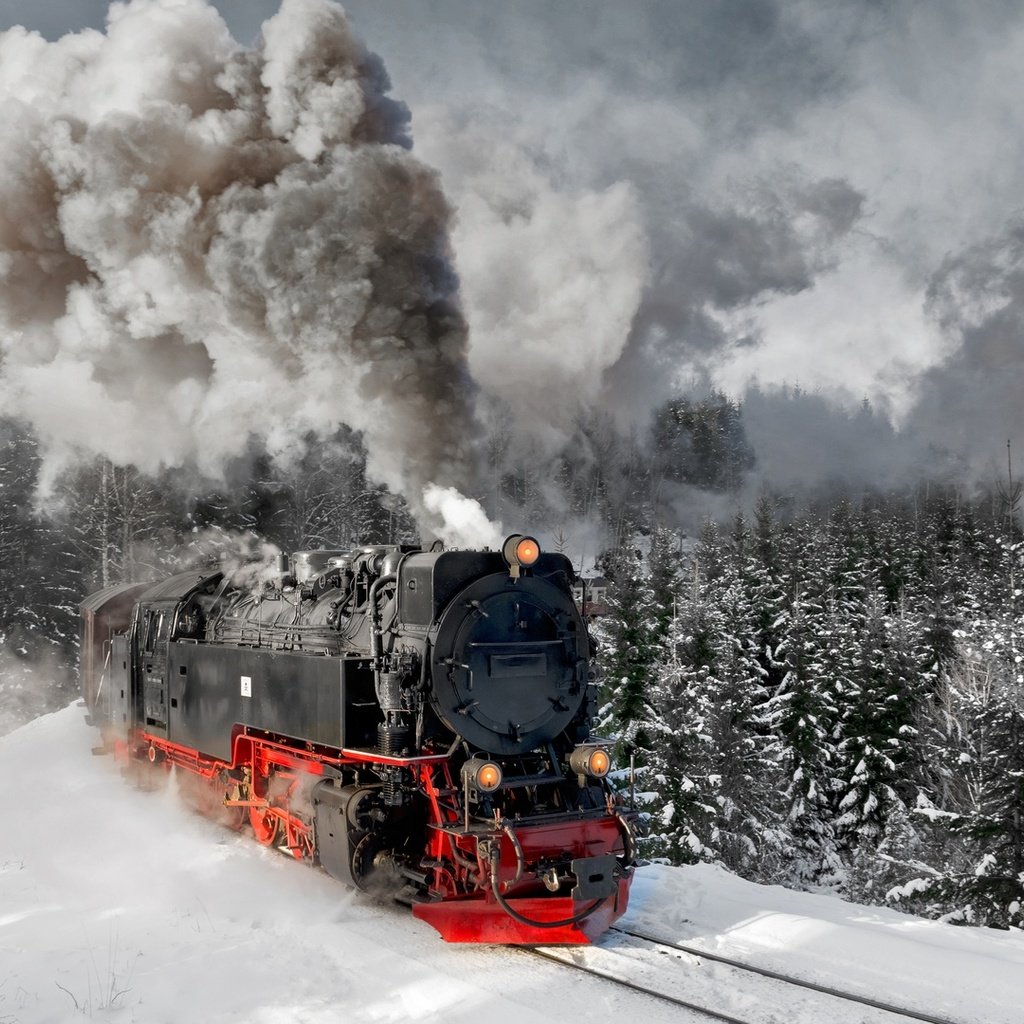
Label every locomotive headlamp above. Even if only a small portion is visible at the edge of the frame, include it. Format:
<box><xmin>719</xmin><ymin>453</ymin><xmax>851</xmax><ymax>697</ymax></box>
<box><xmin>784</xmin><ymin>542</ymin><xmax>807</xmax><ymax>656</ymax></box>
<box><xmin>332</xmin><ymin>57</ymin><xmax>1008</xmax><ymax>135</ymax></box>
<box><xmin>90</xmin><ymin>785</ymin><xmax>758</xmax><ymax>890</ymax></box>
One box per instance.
<box><xmin>462</xmin><ymin>757</ymin><xmax>503</xmax><ymax>793</ymax></box>
<box><xmin>502</xmin><ymin>534</ymin><xmax>541</xmax><ymax>578</ymax></box>
<box><xmin>515</xmin><ymin>537</ymin><xmax>540</xmax><ymax>565</ymax></box>
<box><xmin>569</xmin><ymin>743</ymin><xmax>612</xmax><ymax>780</ymax></box>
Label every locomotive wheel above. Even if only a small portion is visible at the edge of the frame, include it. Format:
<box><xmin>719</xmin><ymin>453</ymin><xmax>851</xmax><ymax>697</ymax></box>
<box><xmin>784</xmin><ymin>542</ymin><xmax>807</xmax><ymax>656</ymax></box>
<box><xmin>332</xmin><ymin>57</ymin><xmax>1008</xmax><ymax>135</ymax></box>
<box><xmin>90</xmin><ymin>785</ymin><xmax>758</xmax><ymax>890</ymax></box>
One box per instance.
<box><xmin>249</xmin><ymin>805</ymin><xmax>279</xmax><ymax>846</ymax></box>
<box><xmin>351</xmin><ymin>832</ymin><xmax>400</xmax><ymax>895</ymax></box>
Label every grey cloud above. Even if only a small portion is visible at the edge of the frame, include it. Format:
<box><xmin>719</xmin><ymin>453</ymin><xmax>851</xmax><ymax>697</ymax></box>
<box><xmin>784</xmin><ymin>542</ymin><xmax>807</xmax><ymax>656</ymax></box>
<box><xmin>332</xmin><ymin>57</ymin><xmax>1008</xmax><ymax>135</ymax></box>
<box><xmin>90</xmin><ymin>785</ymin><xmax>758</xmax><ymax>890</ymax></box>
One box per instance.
<box><xmin>906</xmin><ymin>221</ymin><xmax>1024</xmax><ymax>471</ymax></box>
<box><xmin>340</xmin><ymin>0</ymin><xmax>859</xmax><ymax>135</ymax></box>
<box><xmin>5</xmin><ymin>0</ymin><xmax>1024</xmax><ymax>498</ymax></box>
<box><xmin>601</xmin><ymin>174</ymin><xmax>866</xmax><ymax>419</ymax></box>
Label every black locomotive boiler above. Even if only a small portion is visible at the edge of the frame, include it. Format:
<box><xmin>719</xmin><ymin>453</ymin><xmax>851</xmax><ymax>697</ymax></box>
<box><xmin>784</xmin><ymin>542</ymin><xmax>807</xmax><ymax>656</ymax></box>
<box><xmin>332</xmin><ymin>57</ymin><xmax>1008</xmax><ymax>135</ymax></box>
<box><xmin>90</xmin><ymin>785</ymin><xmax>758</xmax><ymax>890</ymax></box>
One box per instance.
<box><xmin>81</xmin><ymin>535</ymin><xmax>636</xmax><ymax>942</ymax></box>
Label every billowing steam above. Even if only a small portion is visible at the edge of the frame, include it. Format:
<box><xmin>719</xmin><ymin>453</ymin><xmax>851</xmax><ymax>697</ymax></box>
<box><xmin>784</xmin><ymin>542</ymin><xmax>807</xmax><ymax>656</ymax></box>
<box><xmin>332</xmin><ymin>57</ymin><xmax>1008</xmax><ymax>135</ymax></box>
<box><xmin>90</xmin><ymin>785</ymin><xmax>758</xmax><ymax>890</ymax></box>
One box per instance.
<box><xmin>413</xmin><ymin>108</ymin><xmax>649</xmax><ymax>447</ymax></box>
<box><xmin>422</xmin><ymin>484</ymin><xmax>503</xmax><ymax>551</ymax></box>
<box><xmin>0</xmin><ymin>0</ymin><xmax>492</xmax><ymax>543</ymax></box>
<box><xmin>343</xmin><ymin>1</ymin><xmax>1024</xmax><ymax>488</ymax></box>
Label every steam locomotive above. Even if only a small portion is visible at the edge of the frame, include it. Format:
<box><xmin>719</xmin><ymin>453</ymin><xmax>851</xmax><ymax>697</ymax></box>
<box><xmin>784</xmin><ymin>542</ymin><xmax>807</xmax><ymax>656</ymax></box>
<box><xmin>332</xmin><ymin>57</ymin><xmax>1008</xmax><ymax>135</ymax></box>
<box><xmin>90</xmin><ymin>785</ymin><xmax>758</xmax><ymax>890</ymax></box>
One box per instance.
<box><xmin>80</xmin><ymin>535</ymin><xmax>636</xmax><ymax>943</ymax></box>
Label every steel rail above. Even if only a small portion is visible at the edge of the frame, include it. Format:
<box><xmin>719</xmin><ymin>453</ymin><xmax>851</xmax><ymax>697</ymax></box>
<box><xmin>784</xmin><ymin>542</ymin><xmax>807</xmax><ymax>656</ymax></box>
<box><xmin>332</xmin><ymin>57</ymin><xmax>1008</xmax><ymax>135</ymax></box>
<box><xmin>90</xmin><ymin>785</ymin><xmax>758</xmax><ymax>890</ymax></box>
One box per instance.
<box><xmin>609</xmin><ymin>925</ymin><xmax>966</xmax><ymax>1024</ymax></box>
<box><xmin>522</xmin><ymin>946</ymin><xmax>753</xmax><ymax>1024</ymax></box>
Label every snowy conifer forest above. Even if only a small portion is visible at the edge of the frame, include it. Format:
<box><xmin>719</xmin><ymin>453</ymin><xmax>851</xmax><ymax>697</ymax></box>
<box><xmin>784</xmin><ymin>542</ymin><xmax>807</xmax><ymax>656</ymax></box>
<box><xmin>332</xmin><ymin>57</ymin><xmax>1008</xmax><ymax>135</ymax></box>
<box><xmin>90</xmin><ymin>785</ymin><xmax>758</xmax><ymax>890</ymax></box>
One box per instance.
<box><xmin>2</xmin><ymin>387</ymin><xmax>1021</xmax><ymax>933</ymax></box>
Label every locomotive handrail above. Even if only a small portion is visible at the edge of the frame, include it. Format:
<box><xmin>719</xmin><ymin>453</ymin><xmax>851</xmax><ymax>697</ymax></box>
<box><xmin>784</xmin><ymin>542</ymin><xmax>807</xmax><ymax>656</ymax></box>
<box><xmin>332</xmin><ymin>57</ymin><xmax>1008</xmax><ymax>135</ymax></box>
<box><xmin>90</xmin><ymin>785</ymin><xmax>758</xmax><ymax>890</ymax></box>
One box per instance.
<box><xmin>340</xmin><ymin>747</ymin><xmax>453</xmax><ymax>766</ymax></box>
<box><xmin>434</xmin><ymin>802</ymin><xmax>621</xmax><ymax>834</ymax></box>
<box><xmin>481</xmin><ymin>769</ymin><xmax>564</xmax><ymax>789</ymax></box>
<box><xmin>94</xmin><ymin>640</ymin><xmax>113</xmax><ymax>707</ymax></box>
<box><xmin>466</xmin><ymin>639</ymin><xmax>565</xmax><ymax>648</ymax></box>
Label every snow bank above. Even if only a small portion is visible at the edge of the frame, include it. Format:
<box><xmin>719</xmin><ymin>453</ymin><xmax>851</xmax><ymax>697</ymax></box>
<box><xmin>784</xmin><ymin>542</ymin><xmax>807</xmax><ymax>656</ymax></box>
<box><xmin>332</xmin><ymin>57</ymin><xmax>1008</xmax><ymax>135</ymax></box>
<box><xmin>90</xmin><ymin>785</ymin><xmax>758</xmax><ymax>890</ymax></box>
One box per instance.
<box><xmin>624</xmin><ymin>862</ymin><xmax>1024</xmax><ymax>1023</ymax></box>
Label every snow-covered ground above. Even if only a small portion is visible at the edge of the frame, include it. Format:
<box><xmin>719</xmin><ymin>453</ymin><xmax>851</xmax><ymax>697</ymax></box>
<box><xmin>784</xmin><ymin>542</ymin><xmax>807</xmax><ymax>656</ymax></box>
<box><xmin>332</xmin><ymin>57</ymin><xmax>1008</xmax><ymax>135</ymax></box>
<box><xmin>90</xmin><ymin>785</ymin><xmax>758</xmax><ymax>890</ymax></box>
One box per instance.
<box><xmin>2</xmin><ymin>706</ymin><xmax>1023</xmax><ymax>1024</ymax></box>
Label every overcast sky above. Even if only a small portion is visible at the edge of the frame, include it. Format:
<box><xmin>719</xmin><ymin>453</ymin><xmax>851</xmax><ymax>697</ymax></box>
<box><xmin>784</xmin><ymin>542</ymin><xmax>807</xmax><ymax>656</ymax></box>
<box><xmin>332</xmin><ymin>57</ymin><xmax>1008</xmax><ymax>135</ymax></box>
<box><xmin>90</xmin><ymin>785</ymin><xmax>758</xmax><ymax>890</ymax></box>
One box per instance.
<box><xmin>2</xmin><ymin>0</ymin><xmax>1022</xmax><ymax>480</ymax></box>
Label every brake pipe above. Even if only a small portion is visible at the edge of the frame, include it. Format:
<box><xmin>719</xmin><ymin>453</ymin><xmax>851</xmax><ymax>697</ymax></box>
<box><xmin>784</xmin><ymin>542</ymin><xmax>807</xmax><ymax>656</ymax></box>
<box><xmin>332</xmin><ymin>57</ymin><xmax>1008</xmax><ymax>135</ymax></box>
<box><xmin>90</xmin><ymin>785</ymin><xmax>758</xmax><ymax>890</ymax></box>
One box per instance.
<box><xmin>487</xmin><ymin>844</ymin><xmax>603</xmax><ymax>929</ymax></box>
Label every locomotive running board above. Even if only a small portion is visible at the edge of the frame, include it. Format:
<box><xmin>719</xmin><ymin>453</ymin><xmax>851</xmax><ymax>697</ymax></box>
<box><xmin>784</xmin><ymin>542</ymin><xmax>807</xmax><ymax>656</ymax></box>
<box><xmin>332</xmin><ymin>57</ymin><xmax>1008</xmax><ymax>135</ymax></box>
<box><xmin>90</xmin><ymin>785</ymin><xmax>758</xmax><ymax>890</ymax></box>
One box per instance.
<box><xmin>411</xmin><ymin>879</ymin><xmax>630</xmax><ymax>945</ymax></box>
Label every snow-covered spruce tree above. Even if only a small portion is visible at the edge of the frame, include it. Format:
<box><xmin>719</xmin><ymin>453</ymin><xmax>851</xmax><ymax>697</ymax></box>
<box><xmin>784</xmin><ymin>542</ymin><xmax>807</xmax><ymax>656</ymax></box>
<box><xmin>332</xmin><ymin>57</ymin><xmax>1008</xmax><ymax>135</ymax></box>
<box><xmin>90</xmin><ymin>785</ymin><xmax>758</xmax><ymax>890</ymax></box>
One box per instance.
<box><xmin>649</xmin><ymin>390</ymin><xmax>755</xmax><ymax>498</ymax></box>
<box><xmin>804</xmin><ymin>498</ymin><xmax>937</xmax><ymax>897</ymax></box>
<box><xmin>595</xmin><ymin>528</ymin><xmax>681</xmax><ymax>760</ymax></box>
<box><xmin>833</xmin><ymin>591</ymin><xmax>934</xmax><ymax>902</ymax></box>
<box><xmin>766</xmin><ymin>572</ymin><xmax>843</xmax><ymax>886</ymax></box>
<box><xmin>912</xmin><ymin>489</ymin><xmax>984</xmax><ymax>678</ymax></box>
<box><xmin>641</xmin><ymin>572</ymin><xmax>720</xmax><ymax>864</ymax></box>
<box><xmin>896</xmin><ymin>536</ymin><xmax>1024</xmax><ymax>929</ymax></box>
<box><xmin>717</xmin><ymin>508</ymin><xmax>789</xmax><ymax>877</ymax></box>
<box><xmin>643</xmin><ymin>520</ymin><xmax>786</xmax><ymax>877</ymax></box>
<box><xmin>725</xmin><ymin>504</ymin><xmax>841</xmax><ymax>887</ymax></box>
<box><xmin>595</xmin><ymin>545</ymin><xmax>651</xmax><ymax>756</ymax></box>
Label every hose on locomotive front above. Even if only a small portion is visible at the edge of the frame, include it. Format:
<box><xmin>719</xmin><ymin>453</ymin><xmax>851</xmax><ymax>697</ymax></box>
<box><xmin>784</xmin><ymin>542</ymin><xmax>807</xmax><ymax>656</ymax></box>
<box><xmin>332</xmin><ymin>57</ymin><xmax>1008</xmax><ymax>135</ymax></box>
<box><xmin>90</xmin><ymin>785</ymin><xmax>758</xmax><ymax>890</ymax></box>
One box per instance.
<box><xmin>500</xmin><ymin>822</ymin><xmax>526</xmax><ymax>886</ymax></box>
<box><xmin>487</xmin><ymin>843</ymin><xmax>604</xmax><ymax>930</ymax></box>
<box><xmin>485</xmin><ymin>815</ymin><xmax>638</xmax><ymax>930</ymax></box>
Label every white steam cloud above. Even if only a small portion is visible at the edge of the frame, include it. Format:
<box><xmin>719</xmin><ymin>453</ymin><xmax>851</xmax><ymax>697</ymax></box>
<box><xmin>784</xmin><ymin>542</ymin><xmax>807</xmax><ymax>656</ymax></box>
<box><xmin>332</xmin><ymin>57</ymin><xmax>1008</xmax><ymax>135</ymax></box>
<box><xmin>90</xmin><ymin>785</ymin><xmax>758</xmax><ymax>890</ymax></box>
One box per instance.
<box><xmin>414</xmin><ymin>109</ymin><xmax>649</xmax><ymax>448</ymax></box>
<box><xmin>0</xmin><ymin>0</ymin><xmax>489</xmax><ymax>539</ymax></box>
<box><xmin>422</xmin><ymin>483</ymin><xmax>503</xmax><ymax>550</ymax></box>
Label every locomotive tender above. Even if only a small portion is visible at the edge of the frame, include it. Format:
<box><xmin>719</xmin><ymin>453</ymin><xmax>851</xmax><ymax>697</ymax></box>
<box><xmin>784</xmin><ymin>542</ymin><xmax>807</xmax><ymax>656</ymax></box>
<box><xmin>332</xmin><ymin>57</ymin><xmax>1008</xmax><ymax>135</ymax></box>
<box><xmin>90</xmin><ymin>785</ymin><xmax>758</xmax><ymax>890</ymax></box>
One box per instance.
<box><xmin>81</xmin><ymin>534</ymin><xmax>636</xmax><ymax>943</ymax></box>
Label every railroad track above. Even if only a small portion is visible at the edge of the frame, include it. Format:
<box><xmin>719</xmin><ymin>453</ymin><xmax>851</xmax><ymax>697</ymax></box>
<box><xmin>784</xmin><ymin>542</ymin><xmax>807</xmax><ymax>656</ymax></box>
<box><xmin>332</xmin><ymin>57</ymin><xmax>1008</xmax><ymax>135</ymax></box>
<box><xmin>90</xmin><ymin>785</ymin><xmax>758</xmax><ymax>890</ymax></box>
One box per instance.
<box><xmin>523</xmin><ymin>944</ymin><xmax>750</xmax><ymax>1024</ymax></box>
<box><xmin>524</xmin><ymin>925</ymin><xmax>968</xmax><ymax>1024</ymax></box>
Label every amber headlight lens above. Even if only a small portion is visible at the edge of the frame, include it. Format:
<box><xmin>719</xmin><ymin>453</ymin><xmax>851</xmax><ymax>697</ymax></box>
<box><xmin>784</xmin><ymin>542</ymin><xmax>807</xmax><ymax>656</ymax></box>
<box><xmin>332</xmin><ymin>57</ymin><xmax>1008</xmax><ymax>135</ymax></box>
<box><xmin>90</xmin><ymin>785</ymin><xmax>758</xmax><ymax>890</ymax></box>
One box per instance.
<box><xmin>569</xmin><ymin>744</ymin><xmax>612</xmax><ymax>779</ymax></box>
<box><xmin>463</xmin><ymin>757</ymin><xmax>503</xmax><ymax>792</ymax></box>
<box><xmin>502</xmin><ymin>533</ymin><xmax>541</xmax><ymax>571</ymax></box>
<box><xmin>514</xmin><ymin>537</ymin><xmax>540</xmax><ymax>565</ymax></box>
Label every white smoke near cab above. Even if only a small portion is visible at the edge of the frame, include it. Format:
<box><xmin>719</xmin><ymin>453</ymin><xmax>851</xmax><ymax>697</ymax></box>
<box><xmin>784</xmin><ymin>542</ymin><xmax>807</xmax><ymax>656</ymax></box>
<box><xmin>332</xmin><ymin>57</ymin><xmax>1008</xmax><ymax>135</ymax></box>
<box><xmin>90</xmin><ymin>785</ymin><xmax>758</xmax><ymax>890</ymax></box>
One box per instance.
<box><xmin>181</xmin><ymin>525</ymin><xmax>286</xmax><ymax>586</ymax></box>
<box><xmin>0</xmin><ymin>0</ymin><xmax>489</xmax><ymax>541</ymax></box>
<box><xmin>422</xmin><ymin>483</ymin><xmax>503</xmax><ymax>550</ymax></box>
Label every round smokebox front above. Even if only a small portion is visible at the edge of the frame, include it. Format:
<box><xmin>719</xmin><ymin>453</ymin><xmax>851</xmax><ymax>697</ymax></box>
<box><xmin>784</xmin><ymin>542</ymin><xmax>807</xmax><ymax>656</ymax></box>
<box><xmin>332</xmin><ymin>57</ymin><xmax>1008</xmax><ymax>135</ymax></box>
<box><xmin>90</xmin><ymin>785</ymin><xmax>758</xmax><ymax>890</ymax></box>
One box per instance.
<box><xmin>430</xmin><ymin>575</ymin><xmax>588</xmax><ymax>756</ymax></box>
